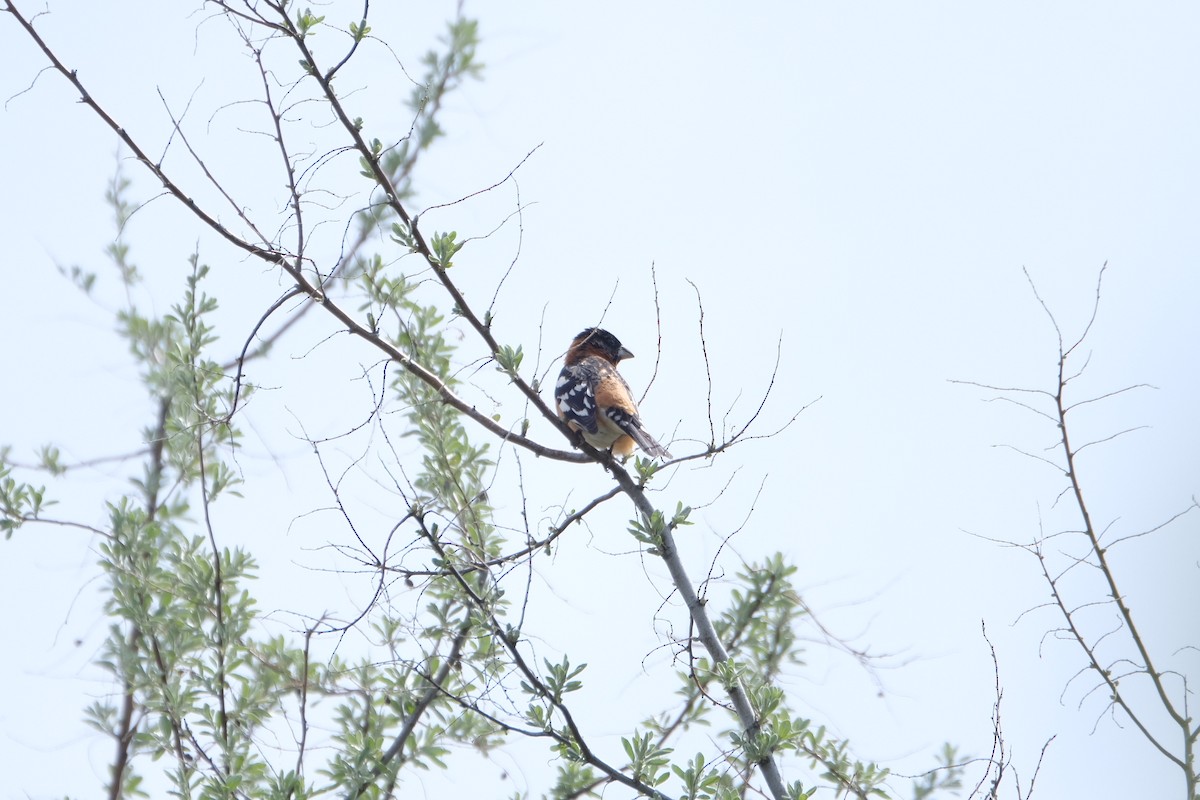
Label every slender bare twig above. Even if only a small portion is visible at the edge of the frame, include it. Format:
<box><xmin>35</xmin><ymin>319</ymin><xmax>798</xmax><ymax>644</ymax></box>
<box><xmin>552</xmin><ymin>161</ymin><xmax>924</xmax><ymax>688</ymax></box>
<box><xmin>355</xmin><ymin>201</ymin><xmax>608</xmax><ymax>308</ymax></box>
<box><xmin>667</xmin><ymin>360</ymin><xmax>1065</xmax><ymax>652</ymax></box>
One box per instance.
<box><xmin>965</xmin><ymin>266</ymin><xmax>1196</xmax><ymax>798</ymax></box>
<box><xmin>1038</xmin><ymin>277</ymin><xmax>1193</xmax><ymax>772</ymax></box>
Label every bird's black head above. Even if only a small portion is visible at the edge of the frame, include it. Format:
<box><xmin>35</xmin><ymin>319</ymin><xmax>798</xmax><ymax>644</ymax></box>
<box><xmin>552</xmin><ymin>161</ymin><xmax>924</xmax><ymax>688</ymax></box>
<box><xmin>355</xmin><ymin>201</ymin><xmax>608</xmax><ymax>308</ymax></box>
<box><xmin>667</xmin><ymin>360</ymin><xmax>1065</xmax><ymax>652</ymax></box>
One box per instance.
<box><xmin>572</xmin><ymin>327</ymin><xmax>633</xmax><ymax>362</ymax></box>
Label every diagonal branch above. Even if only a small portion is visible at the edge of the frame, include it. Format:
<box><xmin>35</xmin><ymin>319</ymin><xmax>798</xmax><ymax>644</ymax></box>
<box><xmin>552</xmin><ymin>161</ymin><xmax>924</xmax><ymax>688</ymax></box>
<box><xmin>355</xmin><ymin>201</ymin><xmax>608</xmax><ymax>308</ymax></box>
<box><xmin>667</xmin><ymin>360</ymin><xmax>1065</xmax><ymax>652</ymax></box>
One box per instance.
<box><xmin>4</xmin><ymin>0</ymin><xmax>587</xmax><ymax>466</ymax></box>
<box><xmin>412</xmin><ymin>513</ymin><xmax>677</xmax><ymax>800</ymax></box>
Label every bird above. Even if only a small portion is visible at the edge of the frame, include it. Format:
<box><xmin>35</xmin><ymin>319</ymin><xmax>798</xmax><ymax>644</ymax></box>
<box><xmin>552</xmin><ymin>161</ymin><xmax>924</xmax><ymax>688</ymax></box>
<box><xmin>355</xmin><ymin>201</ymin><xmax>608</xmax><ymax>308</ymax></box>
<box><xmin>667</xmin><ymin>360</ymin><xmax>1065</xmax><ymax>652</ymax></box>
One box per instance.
<box><xmin>555</xmin><ymin>327</ymin><xmax>672</xmax><ymax>459</ymax></box>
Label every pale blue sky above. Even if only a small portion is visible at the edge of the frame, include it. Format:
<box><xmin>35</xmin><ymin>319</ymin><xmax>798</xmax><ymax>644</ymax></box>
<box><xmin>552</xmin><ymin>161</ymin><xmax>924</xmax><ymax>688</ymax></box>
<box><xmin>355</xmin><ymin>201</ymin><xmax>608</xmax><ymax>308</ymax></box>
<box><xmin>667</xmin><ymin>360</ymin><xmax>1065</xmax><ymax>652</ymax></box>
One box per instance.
<box><xmin>2</xmin><ymin>3</ymin><xmax>1197</xmax><ymax>798</ymax></box>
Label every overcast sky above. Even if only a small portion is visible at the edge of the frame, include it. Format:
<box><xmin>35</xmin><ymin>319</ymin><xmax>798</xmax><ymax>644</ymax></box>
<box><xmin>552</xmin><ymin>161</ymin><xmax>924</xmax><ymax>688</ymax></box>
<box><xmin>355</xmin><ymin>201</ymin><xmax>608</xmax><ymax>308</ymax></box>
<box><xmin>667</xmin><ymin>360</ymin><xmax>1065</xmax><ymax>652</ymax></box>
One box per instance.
<box><xmin>1</xmin><ymin>3</ymin><xmax>1197</xmax><ymax>799</ymax></box>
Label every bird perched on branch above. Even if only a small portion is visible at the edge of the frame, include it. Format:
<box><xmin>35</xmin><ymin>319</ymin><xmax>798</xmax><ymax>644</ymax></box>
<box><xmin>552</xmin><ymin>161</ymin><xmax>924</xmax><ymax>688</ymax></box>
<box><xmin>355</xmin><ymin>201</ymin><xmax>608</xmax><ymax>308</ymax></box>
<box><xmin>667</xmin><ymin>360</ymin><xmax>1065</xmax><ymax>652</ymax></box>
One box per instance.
<box><xmin>555</xmin><ymin>328</ymin><xmax>672</xmax><ymax>459</ymax></box>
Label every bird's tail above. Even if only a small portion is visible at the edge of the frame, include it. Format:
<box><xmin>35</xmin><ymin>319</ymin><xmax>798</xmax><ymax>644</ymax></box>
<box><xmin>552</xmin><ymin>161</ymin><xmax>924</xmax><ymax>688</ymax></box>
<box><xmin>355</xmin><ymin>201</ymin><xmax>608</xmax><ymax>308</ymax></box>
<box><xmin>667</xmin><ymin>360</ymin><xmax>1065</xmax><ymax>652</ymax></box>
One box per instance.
<box><xmin>628</xmin><ymin>426</ymin><xmax>672</xmax><ymax>459</ymax></box>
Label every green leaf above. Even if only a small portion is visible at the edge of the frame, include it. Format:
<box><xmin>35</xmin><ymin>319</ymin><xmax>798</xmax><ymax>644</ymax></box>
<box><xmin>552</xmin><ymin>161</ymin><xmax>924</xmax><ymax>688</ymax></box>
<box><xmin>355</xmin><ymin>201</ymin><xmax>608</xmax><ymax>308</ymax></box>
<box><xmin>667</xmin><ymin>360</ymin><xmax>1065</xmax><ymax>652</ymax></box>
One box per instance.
<box><xmin>296</xmin><ymin>8</ymin><xmax>325</xmax><ymax>36</ymax></box>
<box><xmin>495</xmin><ymin>344</ymin><xmax>523</xmax><ymax>377</ymax></box>
<box><xmin>430</xmin><ymin>230</ymin><xmax>465</xmax><ymax>269</ymax></box>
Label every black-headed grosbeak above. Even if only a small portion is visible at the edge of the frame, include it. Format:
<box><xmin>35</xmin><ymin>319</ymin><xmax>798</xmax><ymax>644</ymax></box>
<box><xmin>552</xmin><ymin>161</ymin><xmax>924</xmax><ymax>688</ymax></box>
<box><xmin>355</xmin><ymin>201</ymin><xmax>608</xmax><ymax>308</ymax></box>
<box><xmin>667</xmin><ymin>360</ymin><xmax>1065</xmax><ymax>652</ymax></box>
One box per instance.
<box><xmin>555</xmin><ymin>328</ymin><xmax>672</xmax><ymax>459</ymax></box>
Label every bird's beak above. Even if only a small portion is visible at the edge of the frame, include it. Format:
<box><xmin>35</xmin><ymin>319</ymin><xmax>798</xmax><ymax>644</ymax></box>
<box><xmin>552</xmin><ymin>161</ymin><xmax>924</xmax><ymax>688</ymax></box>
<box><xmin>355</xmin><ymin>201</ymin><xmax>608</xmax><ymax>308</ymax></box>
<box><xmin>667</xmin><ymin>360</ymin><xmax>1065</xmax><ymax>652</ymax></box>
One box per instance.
<box><xmin>618</xmin><ymin>346</ymin><xmax>634</xmax><ymax>360</ymax></box>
